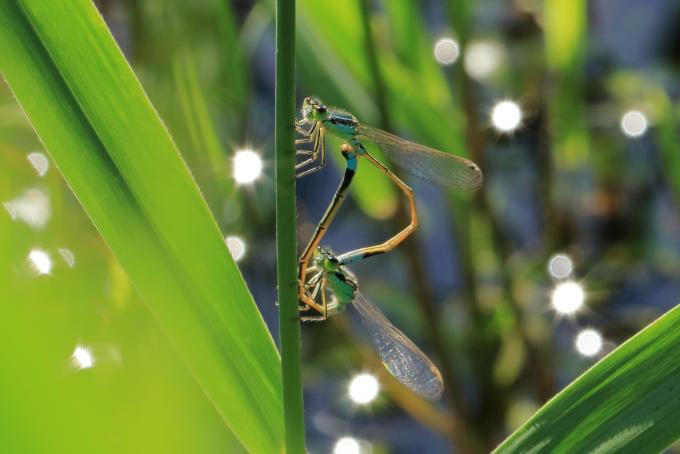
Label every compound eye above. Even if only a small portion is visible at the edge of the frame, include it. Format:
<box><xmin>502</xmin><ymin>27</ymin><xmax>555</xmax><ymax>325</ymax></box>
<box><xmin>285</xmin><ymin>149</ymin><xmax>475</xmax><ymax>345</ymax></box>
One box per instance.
<box><xmin>329</xmin><ymin>256</ymin><xmax>339</xmax><ymax>264</ymax></box>
<box><xmin>317</xmin><ymin>105</ymin><xmax>327</xmax><ymax>114</ymax></box>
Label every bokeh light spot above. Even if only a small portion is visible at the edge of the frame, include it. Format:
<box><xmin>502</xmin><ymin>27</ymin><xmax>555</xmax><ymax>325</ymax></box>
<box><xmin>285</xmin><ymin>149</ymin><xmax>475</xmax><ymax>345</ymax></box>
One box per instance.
<box><xmin>58</xmin><ymin>248</ymin><xmax>76</xmax><ymax>268</ymax></box>
<box><xmin>620</xmin><ymin>110</ymin><xmax>648</xmax><ymax>138</ymax></box>
<box><xmin>551</xmin><ymin>281</ymin><xmax>585</xmax><ymax>315</ymax></box>
<box><xmin>575</xmin><ymin>329</ymin><xmax>603</xmax><ymax>357</ymax></box>
<box><xmin>226</xmin><ymin>235</ymin><xmax>247</xmax><ymax>262</ymax></box>
<box><xmin>233</xmin><ymin>149</ymin><xmax>263</xmax><ymax>184</ymax></box>
<box><xmin>28</xmin><ymin>249</ymin><xmax>52</xmax><ymax>275</ymax></box>
<box><xmin>548</xmin><ymin>253</ymin><xmax>573</xmax><ymax>279</ymax></box>
<box><xmin>433</xmin><ymin>37</ymin><xmax>460</xmax><ymax>65</ymax></box>
<box><xmin>27</xmin><ymin>152</ymin><xmax>49</xmax><ymax>177</ymax></box>
<box><xmin>333</xmin><ymin>437</ymin><xmax>361</xmax><ymax>454</ymax></box>
<box><xmin>464</xmin><ymin>40</ymin><xmax>504</xmax><ymax>80</ymax></box>
<box><xmin>491</xmin><ymin>100</ymin><xmax>522</xmax><ymax>133</ymax></box>
<box><xmin>3</xmin><ymin>188</ymin><xmax>51</xmax><ymax>229</ymax></box>
<box><xmin>348</xmin><ymin>373</ymin><xmax>379</xmax><ymax>405</ymax></box>
<box><xmin>71</xmin><ymin>345</ymin><xmax>95</xmax><ymax>369</ymax></box>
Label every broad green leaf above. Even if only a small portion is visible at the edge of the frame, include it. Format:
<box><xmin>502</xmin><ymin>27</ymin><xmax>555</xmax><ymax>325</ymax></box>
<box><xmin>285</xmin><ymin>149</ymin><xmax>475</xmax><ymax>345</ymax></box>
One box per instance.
<box><xmin>0</xmin><ymin>2</ymin><xmax>282</xmax><ymax>453</ymax></box>
<box><xmin>173</xmin><ymin>49</ymin><xmax>227</xmax><ymax>172</ymax></box>
<box><xmin>171</xmin><ymin>48</ymin><xmax>234</xmax><ymax>215</ymax></box>
<box><xmin>494</xmin><ymin>304</ymin><xmax>680</xmax><ymax>453</ymax></box>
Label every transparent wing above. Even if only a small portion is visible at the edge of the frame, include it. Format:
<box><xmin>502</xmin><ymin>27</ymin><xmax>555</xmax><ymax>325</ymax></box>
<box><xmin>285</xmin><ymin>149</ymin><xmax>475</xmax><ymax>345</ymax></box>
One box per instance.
<box><xmin>357</xmin><ymin>125</ymin><xmax>483</xmax><ymax>190</ymax></box>
<box><xmin>352</xmin><ymin>292</ymin><xmax>444</xmax><ymax>400</ymax></box>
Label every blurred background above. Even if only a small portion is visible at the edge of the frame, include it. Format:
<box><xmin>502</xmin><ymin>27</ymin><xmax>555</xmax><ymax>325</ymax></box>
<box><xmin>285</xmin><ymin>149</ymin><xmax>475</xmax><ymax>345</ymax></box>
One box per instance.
<box><xmin>2</xmin><ymin>0</ymin><xmax>680</xmax><ymax>453</ymax></box>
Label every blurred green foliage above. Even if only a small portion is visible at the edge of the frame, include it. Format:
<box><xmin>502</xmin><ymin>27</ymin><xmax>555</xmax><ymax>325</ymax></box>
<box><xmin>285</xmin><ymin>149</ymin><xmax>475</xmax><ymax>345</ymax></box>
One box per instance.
<box><xmin>0</xmin><ymin>93</ymin><xmax>245</xmax><ymax>454</ymax></box>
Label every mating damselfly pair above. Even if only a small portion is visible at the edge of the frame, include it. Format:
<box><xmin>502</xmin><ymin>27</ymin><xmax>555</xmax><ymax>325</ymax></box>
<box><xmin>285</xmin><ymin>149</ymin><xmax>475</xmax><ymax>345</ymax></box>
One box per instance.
<box><xmin>295</xmin><ymin>97</ymin><xmax>482</xmax><ymax>400</ymax></box>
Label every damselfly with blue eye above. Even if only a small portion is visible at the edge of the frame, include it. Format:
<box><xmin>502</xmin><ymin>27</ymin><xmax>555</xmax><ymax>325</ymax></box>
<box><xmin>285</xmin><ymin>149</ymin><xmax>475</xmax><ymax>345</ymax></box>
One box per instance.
<box><xmin>303</xmin><ymin>246</ymin><xmax>444</xmax><ymax>400</ymax></box>
<box><xmin>296</xmin><ymin>97</ymin><xmax>483</xmax><ymax>316</ymax></box>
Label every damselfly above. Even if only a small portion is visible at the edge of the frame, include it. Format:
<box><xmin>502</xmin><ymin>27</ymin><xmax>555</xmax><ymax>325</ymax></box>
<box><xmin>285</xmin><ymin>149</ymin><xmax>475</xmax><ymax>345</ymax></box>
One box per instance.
<box><xmin>303</xmin><ymin>246</ymin><xmax>444</xmax><ymax>400</ymax></box>
<box><xmin>296</xmin><ymin>97</ymin><xmax>482</xmax><ymax>316</ymax></box>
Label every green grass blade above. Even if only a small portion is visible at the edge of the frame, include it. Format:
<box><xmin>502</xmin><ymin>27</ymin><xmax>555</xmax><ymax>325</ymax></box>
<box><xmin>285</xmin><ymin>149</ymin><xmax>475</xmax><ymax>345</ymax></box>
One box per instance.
<box><xmin>494</xmin><ymin>304</ymin><xmax>680</xmax><ymax>453</ymax></box>
<box><xmin>171</xmin><ymin>48</ymin><xmax>233</xmax><ymax>214</ymax></box>
<box><xmin>172</xmin><ymin>48</ymin><xmax>228</xmax><ymax>174</ymax></box>
<box><xmin>0</xmin><ymin>1</ymin><xmax>283</xmax><ymax>452</ymax></box>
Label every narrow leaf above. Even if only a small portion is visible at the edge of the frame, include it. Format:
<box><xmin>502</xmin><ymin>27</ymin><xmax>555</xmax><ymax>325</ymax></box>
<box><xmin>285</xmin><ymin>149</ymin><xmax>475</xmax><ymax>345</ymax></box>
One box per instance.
<box><xmin>0</xmin><ymin>1</ymin><xmax>282</xmax><ymax>452</ymax></box>
<box><xmin>494</xmin><ymin>304</ymin><xmax>680</xmax><ymax>453</ymax></box>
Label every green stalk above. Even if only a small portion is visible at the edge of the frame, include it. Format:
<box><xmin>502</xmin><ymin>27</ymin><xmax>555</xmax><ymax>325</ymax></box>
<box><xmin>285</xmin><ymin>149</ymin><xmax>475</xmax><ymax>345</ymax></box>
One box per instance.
<box><xmin>275</xmin><ymin>0</ymin><xmax>306</xmax><ymax>452</ymax></box>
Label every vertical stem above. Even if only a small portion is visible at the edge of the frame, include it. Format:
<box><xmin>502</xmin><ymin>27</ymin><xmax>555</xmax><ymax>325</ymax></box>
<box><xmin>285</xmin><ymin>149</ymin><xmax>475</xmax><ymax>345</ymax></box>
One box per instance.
<box><xmin>275</xmin><ymin>0</ymin><xmax>306</xmax><ymax>452</ymax></box>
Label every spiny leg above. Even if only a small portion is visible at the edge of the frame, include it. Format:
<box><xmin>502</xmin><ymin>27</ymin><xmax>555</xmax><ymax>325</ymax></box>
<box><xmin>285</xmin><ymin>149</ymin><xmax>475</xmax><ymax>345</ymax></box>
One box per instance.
<box><xmin>296</xmin><ymin>119</ymin><xmax>316</xmax><ymax>135</ymax></box>
<box><xmin>299</xmin><ymin>272</ymin><xmax>324</xmax><ymax>313</ymax></box>
<box><xmin>318</xmin><ymin>132</ymin><xmax>326</xmax><ymax>168</ymax></box>
<box><xmin>300</xmin><ymin>277</ymin><xmax>329</xmax><ymax>321</ymax></box>
<box><xmin>296</xmin><ymin>165</ymin><xmax>324</xmax><ymax>178</ymax></box>
<box><xmin>310</xmin><ymin>276</ymin><xmax>322</xmax><ymax>298</ymax></box>
<box><xmin>299</xmin><ymin>276</ymin><xmax>325</xmax><ymax>321</ymax></box>
<box><xmin>295</xmin><ymin>122</ymin><xmax>316</xmax><ymax>144</ymax></box>
<box><xmin>296</xmin><ymin>127</ymin><xmax>326</xmax><ymax>178</ymax></box>
<box><xmin>337</xmin><ymin>150</ymin><xmax>419</xmax><ymax>266</ymax></box>
<box><xmin>299</xmin><ymin>255</ymin><xmax>327</xmax><ymax>315</ymax></box>
<box><xmin>296</xmin><ymin>124</ymin><xmax>320</xmax><ymax>157</ymax></box>
<box><xmin>296</xmin><ymin>136</ymin><xmax>327</xmax><ymax>178</ymax></box>
<box><xmin>306</xmin><ymin>270</ymin><xmax>323</xmax><ymax>293</ymax></box>
<box><xmin>295</xmin><ymin>121</ymin><xmax>317</xmax><ymax>160</ymax></box>
<box><xmin>295</xmin><ymin>158</ymin><xmax>315</xmax><ymax>169</ymax></box>
<box><xmin>299</xmin><ymin>291</ymin><xmax>325</xmax><ymax>315</ymax></box>
<box><xmin>296</xmin><ymin>131</ymin><xmax>323</xmax><ymax>164</ymax></box>
<box><xmin>321</xmin><ymin>276</ymin><xmax>328</xmax><ymax>318</ymax></box>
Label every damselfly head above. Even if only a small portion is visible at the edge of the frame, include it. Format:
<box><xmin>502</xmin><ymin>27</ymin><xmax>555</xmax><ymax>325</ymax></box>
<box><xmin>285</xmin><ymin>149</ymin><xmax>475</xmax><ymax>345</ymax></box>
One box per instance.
<box><xmin>315</xmin><ymin>245</ymin><xmax>340</xmax><ymax>271</ymax></box>
<box><xmin>302</xmin><ymin>96</ymin><xmax>327</xmax><ymax>121</ymax></box>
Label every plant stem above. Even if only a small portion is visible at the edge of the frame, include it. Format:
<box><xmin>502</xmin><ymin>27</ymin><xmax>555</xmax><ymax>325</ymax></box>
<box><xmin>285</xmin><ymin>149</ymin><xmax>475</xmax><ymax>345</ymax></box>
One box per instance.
<box><xmin>275</xmin><ymin>0</ymin><xmax>306</xmax><ymax>452</ymax></box>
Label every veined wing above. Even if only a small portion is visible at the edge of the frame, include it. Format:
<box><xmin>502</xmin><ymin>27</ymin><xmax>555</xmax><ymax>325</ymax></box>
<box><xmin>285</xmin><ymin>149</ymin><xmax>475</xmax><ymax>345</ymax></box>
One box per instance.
<box><xmin>357</xmin><ymin>125</ymin><xmax>483</xmax><ymax>190</ymax></box>
<box><xmin>352</xmin><ymin>292</ymin><xmax>444</xmax><ymax>400</ymax></box>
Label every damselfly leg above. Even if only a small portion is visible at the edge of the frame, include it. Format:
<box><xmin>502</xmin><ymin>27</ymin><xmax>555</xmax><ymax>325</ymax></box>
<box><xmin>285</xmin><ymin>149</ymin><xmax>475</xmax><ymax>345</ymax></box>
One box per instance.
<box><xmin>299</xmin><ymin>266</ymin><xmax>330</xmax><ymax>321</ymax></box>
<box><xmin>295</xmin><ymin>120</ymin><xmax>327</xmax><ymax>178</ymax></box>
<box><xmin>337</xmin><ymin>150</ymin><xmax>419</xmax><ymax>266</ymax></box>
